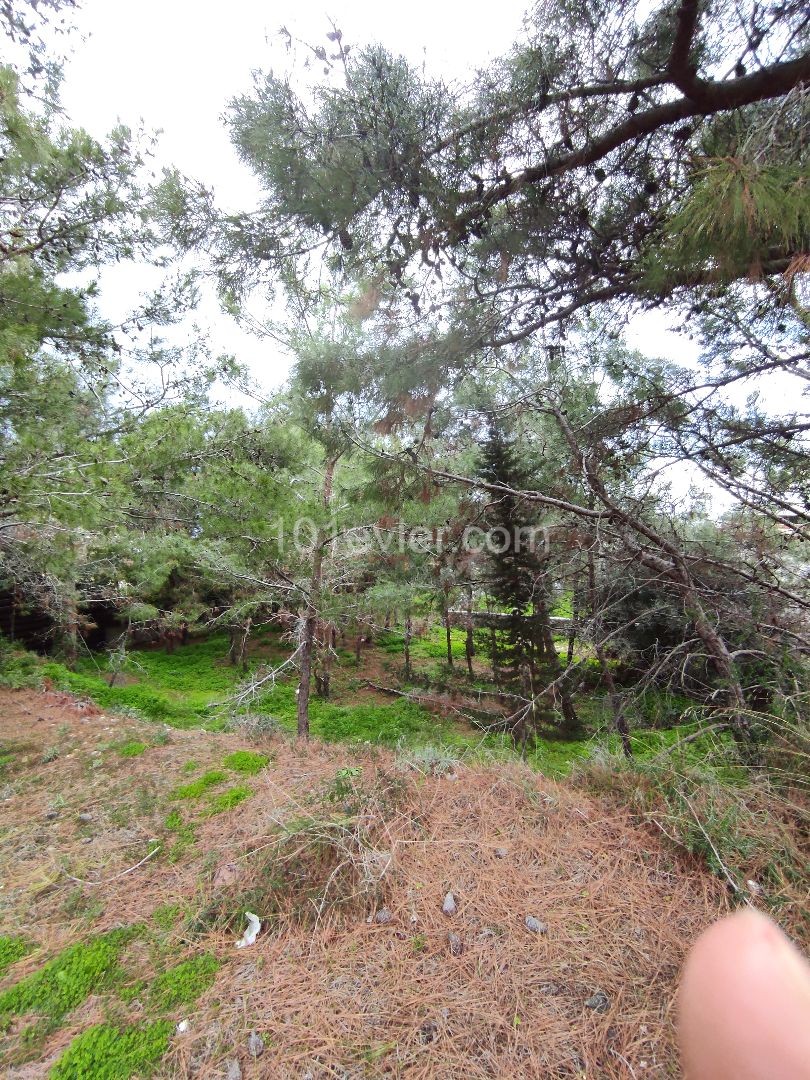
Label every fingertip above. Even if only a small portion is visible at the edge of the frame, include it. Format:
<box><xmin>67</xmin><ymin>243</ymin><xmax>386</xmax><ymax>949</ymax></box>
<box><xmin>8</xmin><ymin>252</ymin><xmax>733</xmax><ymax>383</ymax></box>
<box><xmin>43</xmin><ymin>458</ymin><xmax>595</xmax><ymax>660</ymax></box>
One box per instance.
<box><xmin>679</xmin><ymin>908</ymin><xmax>810</xmax><ymax>1079</ymax></box>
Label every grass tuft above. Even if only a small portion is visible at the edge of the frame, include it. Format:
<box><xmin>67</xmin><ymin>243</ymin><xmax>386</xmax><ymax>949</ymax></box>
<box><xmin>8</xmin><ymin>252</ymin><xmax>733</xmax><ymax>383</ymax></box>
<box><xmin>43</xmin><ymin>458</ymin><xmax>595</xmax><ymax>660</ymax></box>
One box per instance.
<box><xmin>223</xmin><ymin>750</ymin><xmax>270</xmax><ymax>775</ymax></box>
<box><xmin>170</xmin><ymin>770</ymin><xmax>227</xmax><ymax>800</ymax></box>
<box><xmin>205</xmin><ymin>785</ymin><xmax>254</xmax><ymax>815</ymax></box>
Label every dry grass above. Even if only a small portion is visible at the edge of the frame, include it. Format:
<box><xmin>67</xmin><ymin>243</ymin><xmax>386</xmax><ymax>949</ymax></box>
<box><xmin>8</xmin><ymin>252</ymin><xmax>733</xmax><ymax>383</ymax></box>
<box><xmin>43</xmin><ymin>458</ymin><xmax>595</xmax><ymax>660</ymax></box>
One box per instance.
<box><xmin>0</xmin><ymin>689</ymin><xmax>746</xmax><ymax>1077</ymax></box>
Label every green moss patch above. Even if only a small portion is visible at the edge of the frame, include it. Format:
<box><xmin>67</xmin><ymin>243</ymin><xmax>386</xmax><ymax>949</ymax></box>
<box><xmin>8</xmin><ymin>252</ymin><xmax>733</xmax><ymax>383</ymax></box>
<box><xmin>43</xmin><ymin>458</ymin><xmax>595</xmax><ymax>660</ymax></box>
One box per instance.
<box><xmin>0</xmin><ymin>935</ymin><xmax>30</xmax><ymax>976</ymax></box>
<box><xmin>150</xmin><ymin>953</ymin><xmax>219</xmax><ymax>1010</ymax></box>
<box><xmin>151</xmin><ymin>903</ymin><xmax>184</xmax><ymax>932</ymax></box>
<box><xmin>170</xmin><ymin>770</ymin><xmax>227</xmax><ymax>800</ymax></box>
<box><xmin>223</xmin><ymin>750</ymin><xmax>270</xmax><ymax>775</ymax></box>
<box><xmin>205</xmin><ymin>785</ymin><xmax>253</xmax><ymax>816</ymax></box>
<box><xmin>116</xmin><ymin>740</ymin><xmax>148</xmax><ymax>758</ymax></box>
<box><xmin>50</xmin><ymin>1019</ymin><xmax>173</xmax><ymax>1079</ymax></box>
<box><xmin>0</xmin><ymin>927</ymin><xmax>135</xmax><ymax>1024</ymax></box>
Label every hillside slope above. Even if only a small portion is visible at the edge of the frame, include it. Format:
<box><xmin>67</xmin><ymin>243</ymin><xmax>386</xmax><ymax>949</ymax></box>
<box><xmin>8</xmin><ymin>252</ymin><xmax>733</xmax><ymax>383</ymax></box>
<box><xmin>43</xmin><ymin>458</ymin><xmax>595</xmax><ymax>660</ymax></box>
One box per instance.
<box><xmin>0</xmin><ymin>688</ymin><xmax>732</xmax><ymax>1078</ymax></box>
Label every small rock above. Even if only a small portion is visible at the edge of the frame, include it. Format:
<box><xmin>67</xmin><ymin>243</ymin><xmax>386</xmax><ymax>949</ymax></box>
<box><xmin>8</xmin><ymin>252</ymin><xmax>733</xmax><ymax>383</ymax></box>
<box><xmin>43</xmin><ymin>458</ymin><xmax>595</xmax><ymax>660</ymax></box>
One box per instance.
<box><xmin>77</xmin><ymin>813</ymin><xmax>93</xmax><ymax>824</ymax></box>
<box><xmin>584</xmin><ymin>990</ymin><xmax>610</xmax><ymax>1013</ymax></box>
<box><xmin>540</xmin><ymin>982</ymin><xmax>560</xmax><ymax>995</ymax></box>
<box><xmin>225</xmin><ymin>1059</ymin><xmax>242</xmax><ymax>1080</ymax></box>
<box><xmin>448</xmin><ymin>932</ymin><xmax>463</xmax><ymax>957</ymax></box>
<box><xmin>213</xmin><ymin>862</ymin><xmax>241</xmax><ymax>889</ymax></box>
<box><xmin>442</xmin><ymin>892</ymin><xmax>457</xmax><ymax>916</ymax></box>
<box><xmin>525</xmin><ymin>916</ymin><xmax>547</xmax><ymax>934</ymax></box>
<box><xmin>418</xmin><ymin>1019</ymin><xmax>438</xmax><ymax>1044</ymax></box>
<box><xmin>494</xmin><ymin>847</ymin><xmax>509</xmax><ymax>859</ymax></box>
<box><xmin>247</xmin><ymin>1031</ymin><xmax>265</xmax><ymax>1058</ymax></box>
<box><xmin>81</xmin><ymin>836</ymin><xmax>92</xmax><ymax>844</ymax></box>
<box><xmin>176</xmin><ymin>1019</ymin><xmax>190</xmax><ymax>1034</ymax></box>
<box><xmin>45</xmin><ymin>810</ymin><xmax>58</xmax><ymax>821</ymax></box>
<box><xmin>374</xmin><ymin>907</ymin><xmax>392</xmax><ymax>925</ymax></box>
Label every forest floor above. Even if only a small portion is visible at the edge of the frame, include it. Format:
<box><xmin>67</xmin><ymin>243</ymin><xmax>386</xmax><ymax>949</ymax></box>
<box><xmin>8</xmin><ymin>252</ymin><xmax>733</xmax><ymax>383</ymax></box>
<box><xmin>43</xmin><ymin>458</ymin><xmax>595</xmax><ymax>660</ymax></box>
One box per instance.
<box><xmin>1</xmin><ymin>633</ymin><xmax>806</xmax><ymax>1078</ymax></box>
<box><xmin>0</xmin><ymin>683</ymin><xmax>733</xmax><ymax>1079</ymax></box>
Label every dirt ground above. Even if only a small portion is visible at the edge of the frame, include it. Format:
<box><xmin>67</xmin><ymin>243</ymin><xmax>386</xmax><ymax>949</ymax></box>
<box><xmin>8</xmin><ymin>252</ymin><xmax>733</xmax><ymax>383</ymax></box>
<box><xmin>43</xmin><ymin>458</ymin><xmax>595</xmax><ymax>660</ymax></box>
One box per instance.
<box><xmin>0</xmin><ymin>688</ymin><xmax>732</xmax><ymax>1078</ymax></box>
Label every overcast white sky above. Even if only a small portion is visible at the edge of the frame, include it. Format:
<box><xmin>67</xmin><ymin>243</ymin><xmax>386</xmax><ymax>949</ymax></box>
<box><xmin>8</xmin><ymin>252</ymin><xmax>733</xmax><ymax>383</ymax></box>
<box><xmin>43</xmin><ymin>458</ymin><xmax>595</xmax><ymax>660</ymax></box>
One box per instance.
<box><xmin>55</xmin><ymin>1</ymin><xmax>534</xmax><ymax>391</ymax></box>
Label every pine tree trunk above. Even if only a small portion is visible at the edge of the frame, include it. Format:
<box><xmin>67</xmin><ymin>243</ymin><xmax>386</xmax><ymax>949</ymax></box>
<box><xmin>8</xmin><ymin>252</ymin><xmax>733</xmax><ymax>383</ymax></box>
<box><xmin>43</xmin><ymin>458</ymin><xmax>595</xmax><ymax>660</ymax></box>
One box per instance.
<box><xmin>536</xmin><ymin>594</ymin><xmax>581</xmax><ymax>737</ymax></box>
<box><xmin>586</xmin><ymin>550</ymin><xmax>632</xmax><ymax>757</ymax></box>
<box><xmin>297</xmin><ymin>611</ymin><xmax>316</xmax><ymax>740</ymax></box>
<box><xmin>465</xmin><ymin>584</ymin><xmax>475</xmax><ymax>678</ymax></box>
<box><xmin>60</xmin><ymin>590</ymin><xmax>79</xmax><ymax>670</ymax></box>
<box><xmin>404</xmin><ymin>615</ymin><xmax>412</xmax><ymax>682</ymax></box>
<box><xmin>566</xmin><ymin>588</ymin><xmax>579</xmax><ymax>668</ymax></box>
<box><xmin>237</xmin><ymin>617</ymin><xmax>251</xmax><ymax>672</ymax></box>
<box><xmin>296</xmin><ymin>455</ymin><xmax>337</xmax><ymax>741</ymax></box>
<box><xmin>444</xmin><ymin>604</ymin><xmax>453</xmax><ymax>668</ymax></box>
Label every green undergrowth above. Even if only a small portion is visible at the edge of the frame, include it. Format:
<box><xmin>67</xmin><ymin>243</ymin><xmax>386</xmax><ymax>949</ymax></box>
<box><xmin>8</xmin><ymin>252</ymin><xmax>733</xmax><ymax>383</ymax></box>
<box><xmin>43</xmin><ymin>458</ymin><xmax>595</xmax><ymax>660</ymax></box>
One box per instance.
<box><xmin>256</xmin><ymin>681</ymin><xmax>465</xmax><ymax>747</ymax></box>
<box><xmin>36</xmin><ymin>635</ymin><xmax>249</xmax><ymax>729</ymax></box>
<box><xmin>0</xmin><ymin>927</ymin><xmax>137</xmax><ymax>1024</ymax></box>
<box><xmin>205</xmin><ymin>784</ymin><xmax>253</xmax><ymax>815</ymax></box>
<box><xmin>378</xmin><ymin>626</ymin><xmax>470</xmax><ymax>660</ymax></box>
<box><xmin>0</xmin><ymin>639</ymin><xmax>44</xmax><ymax>690</ymax></box>
<box><xmin>150</xmin><ymin>953</ymin><xmax>219</xmax><ymax>1010</ymax></box>
<box><xmin>0</xmin><ymin>935</ymin><xmax>30</xmax><ymax>976</ymax></box>
<box><xmin>50</xmin><ymin>1020</ymin><xmax>173</xmax><ymax>1080</ymax></box>
<box><xmin>115</xmin><ymin>739</ymin><xmax>147</xmax><ymax>757</ymax></box>
<box><xmin>223</xmin><ymin>749</ymin><xmax>270</xmax><ymax>774</ymax></box>
<box><xmin>170</xmin><ymin>770</ymin><xmax>227</xmax><ymax>800</ymax></box>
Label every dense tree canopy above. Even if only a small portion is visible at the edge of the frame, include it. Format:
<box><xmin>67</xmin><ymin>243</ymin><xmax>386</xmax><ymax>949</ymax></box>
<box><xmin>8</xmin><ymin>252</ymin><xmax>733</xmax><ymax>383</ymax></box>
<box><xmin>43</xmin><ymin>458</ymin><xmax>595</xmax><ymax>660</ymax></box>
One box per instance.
<box><xmin>1</xmin><ymin>0</ymin><xmax>808</xmax><ymax>751</ymax></box>
<box><xmin>214</xmin><ymin>0</ymin><xmax>808</xmax><ymax>347</ymax></box>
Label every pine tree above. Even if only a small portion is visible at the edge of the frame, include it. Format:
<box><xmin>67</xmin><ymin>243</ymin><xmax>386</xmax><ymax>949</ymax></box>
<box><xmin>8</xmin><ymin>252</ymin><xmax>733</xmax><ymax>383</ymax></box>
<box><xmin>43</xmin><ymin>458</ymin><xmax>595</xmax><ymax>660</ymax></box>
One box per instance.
<box><xmin>477</xmin><ymin>417</ymin><xmax>582</xmax><ymax>737</ymax></box>
<box><xmin>476</xmin><ymin>420</ymin><xmax>540</xmax><ymax>675</ymax></box>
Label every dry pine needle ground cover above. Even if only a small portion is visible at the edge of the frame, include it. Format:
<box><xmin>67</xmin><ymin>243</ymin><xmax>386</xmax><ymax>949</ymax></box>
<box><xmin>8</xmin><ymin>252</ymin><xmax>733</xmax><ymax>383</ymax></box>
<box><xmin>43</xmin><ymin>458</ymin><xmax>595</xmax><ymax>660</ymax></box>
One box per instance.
<box><xmin>0</xmin><ymin>688</ymin><xmax>735</xmax><ymax>1078</ymax></box>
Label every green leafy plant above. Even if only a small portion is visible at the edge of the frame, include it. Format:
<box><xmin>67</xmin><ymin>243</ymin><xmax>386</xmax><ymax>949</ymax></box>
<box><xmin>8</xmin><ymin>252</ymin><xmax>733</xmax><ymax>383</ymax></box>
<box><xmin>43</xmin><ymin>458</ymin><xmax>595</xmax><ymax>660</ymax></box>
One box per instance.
<box><xmin>205</xmin><ymin>785</ymin><xmax>254</xmax><ymax>815</ymax></box>
<box><xmin>223</xmin><ymin>750</ymin><xmax>270</xmax><ymax>775</ymax></box>
<box><xmin>0</xmin><ymin>928</ymin><xmax>136</xmax><ymax>1024</ymax></box>
<box><xmin>0</xmin><ymin>935</ymin><xmax>30</xmax><ymax>976</ymax></box>
<box><xmin>170</xmin><ymin>770</ymin><xmax>227</xmax><ymax>800</ymax></box>
<box><xmin>50</xmin><ymin>1020</ymin><xmax>173</xmax><ymax>1080</ymax></box>
<box><xmin>149</xmin><ymin>953</ymin><xmax>219</xmax><ymax>1010</ymax></box>
<box><xmin>116</xmin><ymin>740</ymin><xmax>148</xmax><ymax>758</ymax></box>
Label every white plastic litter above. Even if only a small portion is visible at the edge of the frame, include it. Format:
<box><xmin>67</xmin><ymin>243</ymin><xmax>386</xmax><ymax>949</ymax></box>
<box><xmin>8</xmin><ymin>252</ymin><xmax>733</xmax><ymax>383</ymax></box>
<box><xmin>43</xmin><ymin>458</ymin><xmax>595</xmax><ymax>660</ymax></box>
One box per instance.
<box><xmin>176</xmin><ymin>1020</ymin><xmax>190</xmax><ymax>1034</ymax></box>
<box><xmin>236</xmin><ymin>910</ymin><xmax>261</xmax><ymax>949</ymax></box>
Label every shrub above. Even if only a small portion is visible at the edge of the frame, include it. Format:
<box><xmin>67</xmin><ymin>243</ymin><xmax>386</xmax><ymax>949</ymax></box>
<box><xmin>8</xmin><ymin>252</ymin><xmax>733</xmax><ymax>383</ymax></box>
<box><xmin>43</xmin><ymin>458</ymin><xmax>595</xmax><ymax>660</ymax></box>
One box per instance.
<box><xmin>225</xmin><ymin>712</ymin><xmax>280</xmax><ymax>739</ymax></box>
<box><xmin>0</xmin><ymin>639</ymin><xmax>43</xmax><ymax>690</ymax></box>
<box><xmin>398</xmin><ymin>744</ymin><xmax>459</xmax><ymax>777</ymax></box>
